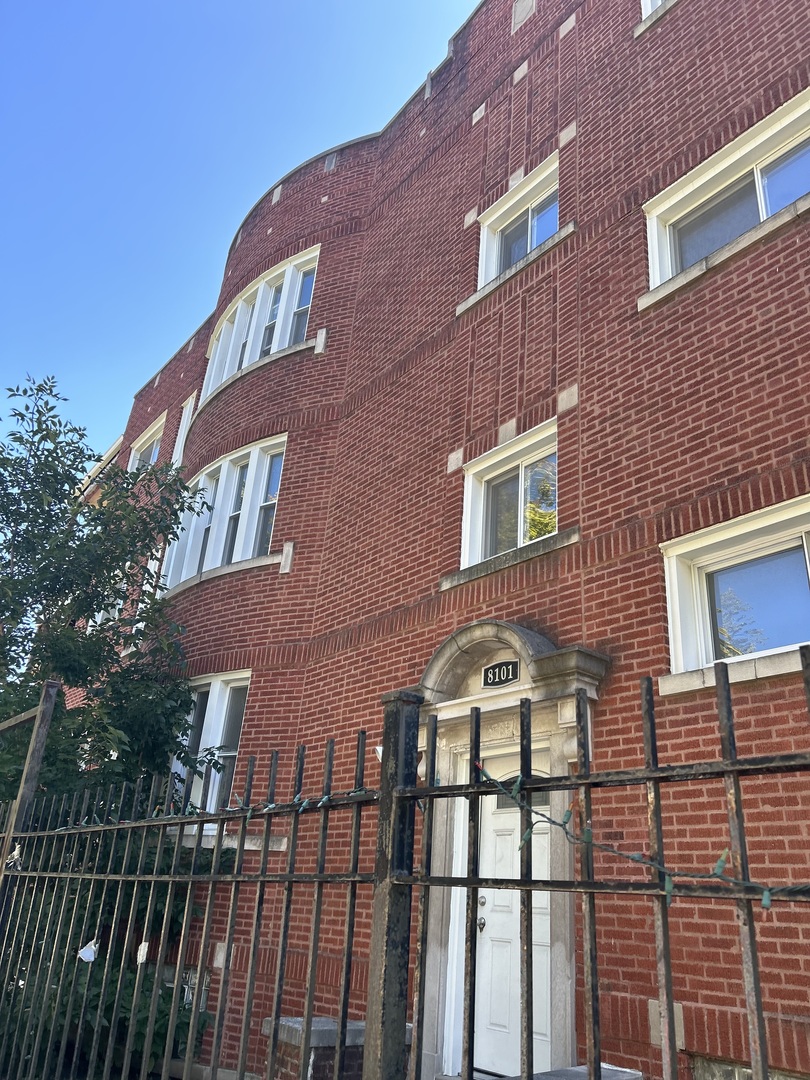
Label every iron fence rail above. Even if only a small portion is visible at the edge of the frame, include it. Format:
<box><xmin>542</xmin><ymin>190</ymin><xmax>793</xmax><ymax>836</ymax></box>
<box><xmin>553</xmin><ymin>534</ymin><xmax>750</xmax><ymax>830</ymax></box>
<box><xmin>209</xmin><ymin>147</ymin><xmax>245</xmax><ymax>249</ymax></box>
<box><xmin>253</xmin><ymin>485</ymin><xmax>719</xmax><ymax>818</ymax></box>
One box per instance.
<box><xmin>1</xmin><ymin>650</ymin><xmax>809</xmax><ymax>1080</ymax></box>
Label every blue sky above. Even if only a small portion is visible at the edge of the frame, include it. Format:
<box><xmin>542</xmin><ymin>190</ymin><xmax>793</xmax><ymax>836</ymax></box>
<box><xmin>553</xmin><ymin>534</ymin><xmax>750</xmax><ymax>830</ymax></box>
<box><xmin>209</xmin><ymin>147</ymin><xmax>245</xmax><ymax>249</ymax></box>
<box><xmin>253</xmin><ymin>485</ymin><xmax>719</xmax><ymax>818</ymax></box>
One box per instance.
<box><xmin>0</xmin><ymin>0</ymin><xmax>476</xmax><ymax>455</ymax></box>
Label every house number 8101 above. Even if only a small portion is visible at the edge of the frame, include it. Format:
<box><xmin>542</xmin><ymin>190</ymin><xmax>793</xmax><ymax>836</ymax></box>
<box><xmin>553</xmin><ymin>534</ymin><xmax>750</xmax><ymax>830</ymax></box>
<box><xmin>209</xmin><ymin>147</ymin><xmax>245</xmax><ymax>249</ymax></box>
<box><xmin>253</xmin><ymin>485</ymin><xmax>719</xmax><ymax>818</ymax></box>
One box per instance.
<box><xmin>481</xmin><ymin>660</ymin><xmax>519</xmax><ymax>688</ymax></box>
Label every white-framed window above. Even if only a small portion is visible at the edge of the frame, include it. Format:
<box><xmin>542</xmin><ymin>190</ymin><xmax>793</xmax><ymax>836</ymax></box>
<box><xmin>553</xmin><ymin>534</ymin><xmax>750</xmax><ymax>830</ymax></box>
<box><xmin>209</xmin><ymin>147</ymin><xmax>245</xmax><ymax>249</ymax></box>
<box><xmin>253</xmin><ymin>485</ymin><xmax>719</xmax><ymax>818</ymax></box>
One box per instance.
<box><xmin>164</xmin><ymin>435</ymin><xmax>286</xmax><ymax>587</ymax></box>
<box><xmin>640</xmin><ymin>0</ymin><xmax>666</xmax><ymax>17</ymax></box>
<box><xmin>478</xmin><ymin>155</ymin><xmax>559</xmax><ymax>288</ymax></box>
<box><xmin>128</xmin><ymin>412</ymin><xmax>167</xmax><ymax>470</ymax></box>
<box><xmin>172</xmin><ymin>393</ymin><xmax>197</xmax><ymax>465</ymax></box>
<box><xmin>185</xmin><ymin>672</ymin><xmax>250</xmax><ymax>811</ymax></box>
<box><xmin>461</xmin><ymin>419</ymin><xmax>557</xmax><ymax>568</ymax></box>
<box><xmin>201</xmin><ymin>246</ymin><xmax>319</xmax><ymax>400</ymax></box>
<box><xmin>661</xmin><ymin>497</ymin><xmax>810</xmax><ymax>674</ymax></box>
<box><xmin>644</xmin><ymin>88</ymin><xmax>810</xmax><ymax>288</ymax></box>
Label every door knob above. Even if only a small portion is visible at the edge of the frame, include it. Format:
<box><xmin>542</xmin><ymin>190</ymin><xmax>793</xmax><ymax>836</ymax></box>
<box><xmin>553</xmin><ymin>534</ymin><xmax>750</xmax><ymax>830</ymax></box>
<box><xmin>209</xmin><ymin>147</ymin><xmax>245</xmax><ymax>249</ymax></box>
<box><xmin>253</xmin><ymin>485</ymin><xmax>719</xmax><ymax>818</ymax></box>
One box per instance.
<box><xmin>477</xmin><ymin>916</ymin><xmax>486</xmax><ymax>932</ymax></box>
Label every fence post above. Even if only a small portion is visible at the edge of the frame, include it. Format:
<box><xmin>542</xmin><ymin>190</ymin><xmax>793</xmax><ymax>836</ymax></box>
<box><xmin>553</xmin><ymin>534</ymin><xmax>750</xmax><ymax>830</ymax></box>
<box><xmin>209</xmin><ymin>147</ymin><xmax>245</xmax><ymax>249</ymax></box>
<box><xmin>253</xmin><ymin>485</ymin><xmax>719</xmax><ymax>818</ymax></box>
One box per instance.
<box><xmin>0</xmin><ymin>681</ymin><xmax>60</xmax><ymax>900</ymax></box>
<box><xmin>362</xmin><ymin>688</ymin><xmax>422</xmax><ymax>1080</ymax></box>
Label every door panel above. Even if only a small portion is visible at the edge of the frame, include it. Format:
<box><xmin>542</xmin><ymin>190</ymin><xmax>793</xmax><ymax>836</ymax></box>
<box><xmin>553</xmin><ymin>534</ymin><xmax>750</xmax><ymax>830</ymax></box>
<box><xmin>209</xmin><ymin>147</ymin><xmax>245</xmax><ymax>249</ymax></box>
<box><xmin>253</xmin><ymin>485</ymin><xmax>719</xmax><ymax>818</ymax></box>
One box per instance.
<box><xmin>474</xmin><ymin>754</ymin><xmax>551</xmax><ymax>1075</ymax></box>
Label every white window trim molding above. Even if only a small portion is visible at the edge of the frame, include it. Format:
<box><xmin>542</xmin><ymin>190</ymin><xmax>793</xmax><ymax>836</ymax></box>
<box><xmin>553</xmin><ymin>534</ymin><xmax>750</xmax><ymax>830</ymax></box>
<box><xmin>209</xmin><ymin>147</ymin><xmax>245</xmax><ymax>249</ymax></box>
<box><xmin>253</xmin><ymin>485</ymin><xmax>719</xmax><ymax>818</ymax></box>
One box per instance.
<box><xmin>634</xmin><ymin>0</ymin><xmax>680</xmax><ymax>36</ymax></box>
<box><xmin>660</xmin><ymin>495</ymin><xmax>810</xmax><ymax>693</ymax></box>
<box><xmin>642</xmin><ymin>88</ymin><xmax>810</xmax><ymax>292</ymax></box>
<box><xmin>477</xmin><ymin>153</ymin><xmax>559</xmax><ymax>290</ymax></box>
<box><xmin>172</xmin><ymin>393</ymin><xmax>197</xmax><ymax>466</ymax></box>
<box><xmin>187</xmin><ymin>670</ymin><xmax>251</xmax><ymax>812</ymax></box>
<box><xmin>128</xmin><ymin>411</ymin><xmax>167</xmax><ymax>470</ymax></box>
<box><xmin>460</xmin><ymin>417</ymin><xmax>557</xmax><ymax>569</ymax></box>
<box><xmin>457</xmin><ymin>221</ymin><xmax>576</xmax><ymax>318</ymax></box>
<box><xmin>201</xmin><ymin>245</ymin><xmax>320</xmax><ymax>401</ymax></box>
<box><xmin>164</xmin><ymin>434</ymin><xmax>287</xmax><ymax>589</ymax></box>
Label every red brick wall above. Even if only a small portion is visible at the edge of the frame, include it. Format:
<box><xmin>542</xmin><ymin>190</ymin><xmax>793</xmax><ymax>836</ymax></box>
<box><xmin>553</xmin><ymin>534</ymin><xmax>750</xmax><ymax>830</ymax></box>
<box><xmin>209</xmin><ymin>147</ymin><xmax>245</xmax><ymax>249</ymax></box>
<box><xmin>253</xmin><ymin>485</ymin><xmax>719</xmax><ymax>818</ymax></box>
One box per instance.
<box><xmin>117</xmin><ymin>0</ymin><xmax>810</xmax><ymax>1075</ymax></box>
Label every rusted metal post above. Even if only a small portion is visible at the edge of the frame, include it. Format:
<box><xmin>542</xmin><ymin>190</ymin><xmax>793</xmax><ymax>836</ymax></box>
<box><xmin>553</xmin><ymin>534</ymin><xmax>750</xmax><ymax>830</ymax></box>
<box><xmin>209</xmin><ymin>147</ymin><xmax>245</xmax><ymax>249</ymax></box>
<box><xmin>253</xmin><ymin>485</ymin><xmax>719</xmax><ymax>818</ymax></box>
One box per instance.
<box><xmin>641</xmin><ymin>678</ymin><xmax>678</xmax><ymax>1080</ymax></box>
<box><xmin>461</xmin><ymin>707</ymin><xmax>481</xmax><ymax>1080</ymax></box>
<box><xmin>576</xmin><ymin>687</ymin><xmax>602</xmax><ymax>1080</ymax></box>
<box><xmin>408</xmin><ymin>715</ymin><xmax>437</xmax><ymax>1080</ymax></box>
<box><xmin>800</xmin><ymin>644</ymin><xmax>810</xmax><ymax>717</ymax></box>
<box><xmin>715</xmin><ymin>663</ymin><xmax>769</xmax><ymax>1080</ymax></box>
<box><xmin>335</xmin><ymin>731</ymin><xmax>367</xmax><ymax>1080</ymax></box>
<box><xmin>519</xmin><ymin>697</ymin><xmax>534</xmax><ymax>1080</ymax></box>
<box><xmin>362</xmin><ymin>688</ymin><xmax>422</xmax><ymax>1080</ymax></box>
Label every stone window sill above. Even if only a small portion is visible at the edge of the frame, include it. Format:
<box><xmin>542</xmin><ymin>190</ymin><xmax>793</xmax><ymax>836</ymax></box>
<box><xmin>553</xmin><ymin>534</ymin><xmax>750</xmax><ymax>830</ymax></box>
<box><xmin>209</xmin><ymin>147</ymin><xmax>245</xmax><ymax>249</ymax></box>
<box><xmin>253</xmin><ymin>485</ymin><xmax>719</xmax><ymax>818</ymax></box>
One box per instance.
<box><xmin>658</xmin><ymin>646</ymin><xmax>808</xmax><ymax>696</ymax></box>
<box><xmin>164</xmin><ymin>543</ymin><xmax>293</xmax><ymax>598</ymax></box>
<box><xmin>638</xmin><ymin>194</ymin><xmax>810</xmax><ymax>311</ymax></box>
<box><xmin>196</xmin><ymin>338</ymin><xmax>315</xmax><ymax>417</ymax></box>
<box><xmin>456</xmin><ymin>221</ymin><xmax>576</xmax><ymax>318</ymax></box>
<box><xmin>439</xmin><ymin>526</ymin><xmax>579</xmax><ymax>591</ymax></box>
<box><xmin>633</xmin><ymin>0</ymin><xmax>681</xmax><ymax>38</ymax></box>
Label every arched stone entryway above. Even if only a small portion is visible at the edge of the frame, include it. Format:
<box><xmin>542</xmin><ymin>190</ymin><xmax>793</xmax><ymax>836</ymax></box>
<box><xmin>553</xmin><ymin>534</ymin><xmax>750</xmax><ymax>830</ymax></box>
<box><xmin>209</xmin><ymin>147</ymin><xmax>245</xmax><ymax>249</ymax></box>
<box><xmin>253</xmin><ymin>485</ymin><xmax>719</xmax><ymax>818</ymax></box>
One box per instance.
<box><xmin>414</xmin><ymin>620</ymin><xmax>610</xmax><ymax>1079</ymax></box>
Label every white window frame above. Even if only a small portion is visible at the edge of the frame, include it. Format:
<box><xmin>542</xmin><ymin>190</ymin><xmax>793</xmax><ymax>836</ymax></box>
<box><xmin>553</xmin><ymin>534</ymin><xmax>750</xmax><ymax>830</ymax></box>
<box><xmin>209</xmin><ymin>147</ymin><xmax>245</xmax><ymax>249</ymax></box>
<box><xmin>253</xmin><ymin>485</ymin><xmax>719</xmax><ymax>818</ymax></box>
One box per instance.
<box><xmin>477</xmin><ymin>154</ymin><xmax>559</xmax><ymax>288</ymax></box>
<box><xmin>164</xmin><ymin>435</ymin><xmax>287</xmax><ymax>588</ymax></box>
<box><xmin>644</xmin><ymin>88</ymin><xmax>810</xmax><ymax>289</ymax></box>
<box><xmin>128</xmin><ymin>412</ymin><xmax>167</xmax><ymax>470</ymax></box>
<box><xmin>640</xmin><ymin>0</ymin><xmax>666</xmax><ymax>18</ymax></box>
<box><xmin>201</xmin><ymin>246</ymin><xmax>319</xmax><ymax>400</ymax></box>
<box><xmin>661</xmin><ymin>496</ymin><xmax>810</xmax><ymax>675</ymax></box>
<box><xmin>185</xmin><ymin>671</ymin><xmax>250</xmax><ymax>812</ymax></box>
<box><xmin>461</xmin><ymin>418</ymin><xmax>557</xmax><ymax>568</ymax></box>
<box><xmin>172</xmin><ymin>393</ymin><xmax>196</xmax><ymax>465</ymax></box>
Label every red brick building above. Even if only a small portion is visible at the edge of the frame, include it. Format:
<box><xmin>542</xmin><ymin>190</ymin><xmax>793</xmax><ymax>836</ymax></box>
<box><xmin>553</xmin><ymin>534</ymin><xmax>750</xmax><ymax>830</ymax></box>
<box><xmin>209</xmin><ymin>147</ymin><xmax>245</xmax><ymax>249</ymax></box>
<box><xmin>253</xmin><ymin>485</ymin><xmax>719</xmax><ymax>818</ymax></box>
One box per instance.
<box><xmin>117</xmin><ymin>0</ymin><xmax>810</xmax><ymax>1075</ymax></box>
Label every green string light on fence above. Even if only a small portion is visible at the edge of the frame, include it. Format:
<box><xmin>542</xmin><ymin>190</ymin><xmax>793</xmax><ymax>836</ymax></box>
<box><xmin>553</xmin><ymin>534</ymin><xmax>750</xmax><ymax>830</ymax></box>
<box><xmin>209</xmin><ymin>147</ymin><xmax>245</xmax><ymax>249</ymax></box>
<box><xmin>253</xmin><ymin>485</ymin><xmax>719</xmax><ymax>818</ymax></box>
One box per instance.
<box><xmin>477</xmin><ymin>769</ymin><xmax>810</xmax><ymax>909</ymax></box>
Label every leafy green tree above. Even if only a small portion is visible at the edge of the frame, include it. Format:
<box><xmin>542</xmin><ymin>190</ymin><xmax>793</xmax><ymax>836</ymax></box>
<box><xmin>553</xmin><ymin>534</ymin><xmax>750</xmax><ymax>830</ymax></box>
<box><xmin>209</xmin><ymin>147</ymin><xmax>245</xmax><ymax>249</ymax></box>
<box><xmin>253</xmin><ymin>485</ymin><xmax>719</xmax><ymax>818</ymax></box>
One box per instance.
<box><xmin>0</xmin><ymin>376</ymin><xmax>206</xmax><ymax>798</ymax></box>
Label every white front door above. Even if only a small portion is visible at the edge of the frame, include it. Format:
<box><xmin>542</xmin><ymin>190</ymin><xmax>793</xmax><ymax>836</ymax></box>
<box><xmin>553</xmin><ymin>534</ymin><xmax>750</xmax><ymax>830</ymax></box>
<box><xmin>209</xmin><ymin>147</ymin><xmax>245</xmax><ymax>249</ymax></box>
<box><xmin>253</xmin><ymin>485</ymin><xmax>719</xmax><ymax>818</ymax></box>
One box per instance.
<box><xmin>474</xmin><ymin>755</ymin><xmax>551</xmax><ymax>1076</ymax></box>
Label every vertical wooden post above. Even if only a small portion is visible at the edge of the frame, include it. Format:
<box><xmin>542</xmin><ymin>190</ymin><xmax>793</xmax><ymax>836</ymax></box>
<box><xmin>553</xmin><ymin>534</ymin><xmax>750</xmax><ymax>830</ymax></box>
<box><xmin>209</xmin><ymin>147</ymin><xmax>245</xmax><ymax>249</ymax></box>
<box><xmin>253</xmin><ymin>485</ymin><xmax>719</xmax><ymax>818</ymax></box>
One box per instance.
<box><xmin>0</xmin><ymin>681</ymin><xmax>60</xmax><ymax>899</ymax></box>
<box><xmin>363</xmin><ymin>688</ymin><xmax>422</xmax><ymax>1080</ymax></box>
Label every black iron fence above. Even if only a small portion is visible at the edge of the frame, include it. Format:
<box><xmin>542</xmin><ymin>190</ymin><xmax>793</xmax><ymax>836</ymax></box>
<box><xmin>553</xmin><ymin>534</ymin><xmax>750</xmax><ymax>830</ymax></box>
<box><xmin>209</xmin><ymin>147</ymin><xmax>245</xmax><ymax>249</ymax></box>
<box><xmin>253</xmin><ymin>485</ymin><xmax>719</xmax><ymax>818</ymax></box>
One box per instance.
<box><xmin>1</xmin><ymin>653</ymin><xmax>809</xmax><ymax>1080</ymax></box>
<box><xmin>0</xmin><ymin>735</ymin><xmax>377</xmax><ymax>1080</ymax></box>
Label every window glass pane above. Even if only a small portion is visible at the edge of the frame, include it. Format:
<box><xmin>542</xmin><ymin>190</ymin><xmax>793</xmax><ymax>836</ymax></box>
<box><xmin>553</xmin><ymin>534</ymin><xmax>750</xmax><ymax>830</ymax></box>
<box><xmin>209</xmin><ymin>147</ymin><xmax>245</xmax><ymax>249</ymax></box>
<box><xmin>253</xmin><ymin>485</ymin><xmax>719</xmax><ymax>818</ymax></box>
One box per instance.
<box><xmin>197</xmin><ymin>475</ymin><xmax>218</xmax><ymax>574</ymax></box>
<box><xmin>215</xmin><ymin>685</ymin><xmax>248</xmax><ymax>809</ymax></box>
<box><xmin>260</xmin><ymin>284</ymin><xmax>282</xmax><ymax>357</ymax></box>
<box><xmin>187</xmin><ymin>690</ymin><xmax>209</xmax><ymax>759</ymax></box>
<box><xmin>297</xmin><ymin>268</ymin><xmax>315</xmax><ymax>310</ymax></box>
<box><xmin>253</xmin><ymin>452</ymin><xmax>284</xmax><ymax>557</ymax></box>
<box><xmin>237</xmin><ymin>302</ymin><xmax>255</xmax><ymax>370</ymax></box>
<box><xmin>221</xmin><ymin>685</ymin><xmax>248</xmax><ymax>750</ymax></box>
<box><xmin>485</xmin><ymin>469</ymin><xmax>520</xmax><ymax>558</ymax></box>
<box><xmin>522</xmin><ymin>453</ymin><xmax>557</xmax><ymax>544</ymax></box>
<box><xmin>674</xmin><ymin>176</ymin><xmax>759</xmax><ymax>271</ymax></box>
<box><xmin>530</xmin><ymin>194</ymin><xmax>558</xmax><ymax>251</ymax></box>
<box><xmin>290</xmin><ymin>311</ymin><xmax>308</xmax><ymax>345</ymax></box>
<box><xmin>495</xmin><ymin>775</ymin><xmax>550</xmax><ymax>811</ymax></box>
<box><xmin>254</xmin><ymin>505</ymin><xmax>276</xmax><ymax>557</ymax></box>
<box><xmin>136</xmin><ymin>436</ymin><xmax>160</xmax><ymax>468</ymax></box>
<box><xmin>231</xmin><ymin>463</ymin><xmax>248</xmax><ymax>513</ymax></box>
<box><xmin>222</xmin><ymin>468</ymin><xmax>247</xmax><ymax>566</ymax></box>
<box><xmin>762</xmin><ymin>137</ymin><xmax>810</xmax><ymax>216</ymax></box>
<box><xmin>289</xmin><ymin>270</ymin><xmax>315</xmax><ymax>346</ymax></box>
<box><xmin>499</xmin><ymin>210</ymin><xmax>530</xmax><ymax>274</ymax></box>
<box><xmin>707</xmin><ymin>545</ymin><xmax>810</xmax><ymax>659</ymax></box>
<box><xmin>264</xmin><ymin>453</ymin><xmax>283</xmax><ymax>500</ymax></box>
<box><xmin>222</xmin><ymin>517</ymin><xmax>239</xmax><ymax>565</ymax></box>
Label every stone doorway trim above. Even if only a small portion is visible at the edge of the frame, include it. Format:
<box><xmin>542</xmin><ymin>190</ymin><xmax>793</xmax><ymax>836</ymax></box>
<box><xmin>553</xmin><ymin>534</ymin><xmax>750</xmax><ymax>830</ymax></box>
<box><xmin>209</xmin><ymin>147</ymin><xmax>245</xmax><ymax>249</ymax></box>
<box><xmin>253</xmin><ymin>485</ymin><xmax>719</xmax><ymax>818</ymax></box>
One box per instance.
<box><xmin>414</xmin><ymin>620</ymin><xmax>610</xmax><ymax>1078</ymax></box>
<box><xmin>419</xmin><ymin>619</ymin><xmax>610</xmax><ymax>706</ymax></box>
